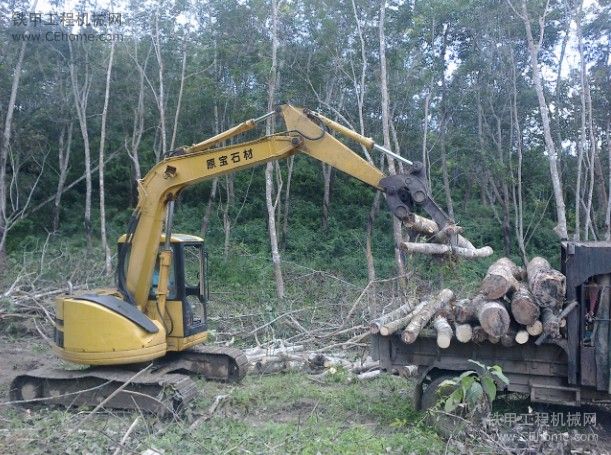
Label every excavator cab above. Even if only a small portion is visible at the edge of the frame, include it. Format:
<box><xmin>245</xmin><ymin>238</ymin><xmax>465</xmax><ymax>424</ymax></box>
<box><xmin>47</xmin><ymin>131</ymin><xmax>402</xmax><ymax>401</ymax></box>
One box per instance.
<box><xmin>119</xmin><ymin>234</ymin><xmax>209</xmax><ymax>349</ymax></box>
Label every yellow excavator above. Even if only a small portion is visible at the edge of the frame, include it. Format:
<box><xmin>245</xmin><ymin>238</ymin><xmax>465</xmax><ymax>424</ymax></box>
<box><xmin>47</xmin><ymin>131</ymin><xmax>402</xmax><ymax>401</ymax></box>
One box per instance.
<box><xmin>10</xmin><ymin>104</ymin><xmax>456</xmax><ymax>412</ymax></box>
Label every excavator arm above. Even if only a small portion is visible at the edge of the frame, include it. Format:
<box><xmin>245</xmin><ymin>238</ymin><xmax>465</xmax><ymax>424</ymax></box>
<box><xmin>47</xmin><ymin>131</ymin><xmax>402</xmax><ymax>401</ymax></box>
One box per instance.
<box><xmin>119</xmin><ymin>104</ymin><xmax>455</xmax><ymax>312</ymax></box>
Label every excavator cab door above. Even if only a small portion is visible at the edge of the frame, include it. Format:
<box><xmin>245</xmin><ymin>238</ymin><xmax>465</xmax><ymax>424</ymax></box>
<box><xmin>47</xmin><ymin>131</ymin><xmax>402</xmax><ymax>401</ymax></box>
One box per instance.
<box><xmin>179</xmin><ymin>242</ymin><xmax>208</xmax><ymax>336</ymax></box>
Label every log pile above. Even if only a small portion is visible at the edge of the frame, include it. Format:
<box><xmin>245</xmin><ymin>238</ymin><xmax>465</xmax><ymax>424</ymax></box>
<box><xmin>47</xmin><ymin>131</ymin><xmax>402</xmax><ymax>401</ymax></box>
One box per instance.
<box><xmin>400</xmin><ymin>213</ymin><xmax>494</xmax><ymax>259</ymax></box>
<box><xmin>241</xmin><ymin>342</ymin><xmax>418</xmax><ymax>380</ymax></box>
<box><xmin>369</xmin><ymin>256</ymin><xmax>568</xmax><ymax>348</ymax></box>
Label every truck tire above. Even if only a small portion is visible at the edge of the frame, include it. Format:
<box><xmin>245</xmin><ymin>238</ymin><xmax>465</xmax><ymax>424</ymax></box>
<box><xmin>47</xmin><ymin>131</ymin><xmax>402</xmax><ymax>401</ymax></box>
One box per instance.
<box><xmin>420</xmin><ymin>374</ymin><xmax>456</xmax><ymax>410</ymax></box>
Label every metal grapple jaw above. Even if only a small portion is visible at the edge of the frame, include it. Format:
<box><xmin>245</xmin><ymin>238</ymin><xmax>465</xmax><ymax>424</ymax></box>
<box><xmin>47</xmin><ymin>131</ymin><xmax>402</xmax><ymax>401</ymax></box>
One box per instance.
<box><xmin>380</xmin><ymin>161</ymin><xmax>459</xmax><ymax>244</ymax></box>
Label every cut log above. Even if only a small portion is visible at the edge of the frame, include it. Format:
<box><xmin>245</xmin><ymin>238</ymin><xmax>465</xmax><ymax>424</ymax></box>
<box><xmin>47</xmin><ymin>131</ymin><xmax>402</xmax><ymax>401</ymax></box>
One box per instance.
<box><xmin>511</xmin><ymin>283</ymin><xmax>540</xmax><ymax>325</ymax></box>
<box><xmin>541</xmin><ymin>307</ymin><xmax>561</xmax><ymax>339</ymax></box>
<box><xmin>515</xmin><ymin>329</ymin><xmax>529</xmax><ymax>344</ymax></box>
<box><xmin>356</xmin><ymin>370</ymin><xmax>381</xmax><ymax>380</ymax></box>
<box><xmin>433</xmin><ymin>316</ymin><xmax>453</xmax><ymax>349</ymax></box>
<box><xmin>403</xmin><ymin>213</ymin><xmax>479</xmax><ymax>250</ymax></box>
<box><xmin>403</xmin><ymin>213</ymin><xmax>438</xmax><ymax>236</ymax></box>
<box><xmin>454</xmin><ymin>298</ymin><xmax>475</xmax><ymax>324</ymax></box>
<box><xmin>480</xmin><ymin>258</ymin><xmax>522</xmax><ymax>299</ymax></box>
<box><xmin>454</xmin><ymin>295</ymin><xmax>510</xmax><ymax>337</ymax></box>
<box><xmin>478</xmin><ymin>300</ymin><xmax>511</xmax><ymax>337</ymax></box>
<box><xmin>501</xmin><ymin>329</ymin><xmax>516</xmax><ymax>347</ymax></box>
<box><xmin>454</xmin><ymin>323</ymin><xmax>473</xmax><ymax>343</ymax></box>
<box><xmin>472</xmin><ymin>326</ymin><xmax>488</xmax><ymax>343</ymax></box>
<box><xmin>378</xmin><ymin>301</ymin><xmax>426</xmax><ymax>336</ymax></box>
<box><xmin>526</xmin><ymin>320</ymin><xmax>543</xmax><ymax>336</ymax></box>
<box><xmin>351</xmin><ymin>359</ymin><xmax>379</xmax><ymax>374</ymax></box>
<box><xmin>401</xmin><ymin>289</ymin><xmax>455</xmax><ymax>344</ymax></box>
<box><xmin>400</xmin><ymin>241</ymin><xmax>493</xmax><ymax>259</ymax></box>
<box><xmin>526</xmin><ymin>256</ymin><xmax>566</xmax><ymax>308</ymax></box>
<box><xmin>369</xmin><ymin>299</ymin><xmax>417</xmax><ymax>334</ymax></box>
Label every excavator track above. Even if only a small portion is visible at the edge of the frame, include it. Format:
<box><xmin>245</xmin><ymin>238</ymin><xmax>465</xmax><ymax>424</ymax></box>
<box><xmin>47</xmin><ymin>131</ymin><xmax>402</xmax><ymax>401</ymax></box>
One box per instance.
<box><xmin>156</xmin><ymin>345</ymin><xmax>250</xmax><ymax>382</ymax></box>
<box><xmin>9</xmin><ymin>346</ymin><xmax>249</xmax><ymax>414</ymax></box>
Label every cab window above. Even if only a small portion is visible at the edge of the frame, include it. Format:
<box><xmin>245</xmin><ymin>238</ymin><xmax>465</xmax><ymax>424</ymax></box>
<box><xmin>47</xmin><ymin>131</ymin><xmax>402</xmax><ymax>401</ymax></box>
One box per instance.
<box><xmin>149</xmin><ymin>255</ymin><xmax>177</xmax><ymax>300</ymax></box>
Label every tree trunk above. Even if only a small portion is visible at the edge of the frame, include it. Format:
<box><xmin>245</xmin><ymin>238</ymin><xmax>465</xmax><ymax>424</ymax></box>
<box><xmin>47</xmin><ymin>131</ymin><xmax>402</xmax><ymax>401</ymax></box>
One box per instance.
<box><xmin>265</xmin><ymin>0</ymin><xmax>284</xmax><ymax>298</ymax></box>
<box><xmin>99</xmin><ymin>41</ymin><xmax>115</xmax><ymax>275</ymax></box>
<box><xmin>280</xmin><ymin>155</ymin><xmax>294</xmax><ymax>249</ymax></box>
<box><xmin>379</xmin><ymin>1</ymin><xmax>405</xmax><ymax>280</ymax></box>
<box><xmin>222</xmin><ymin>176</ymin><xmax>232</xmax><ymax>260</ymax></box>
<box><xmin>439</xmin><ymin>26</ymin><xmax>454</xmax><ymax>219</ymax></box>
<box><xmin>510</xmin><ymin>283</ymin><xmax>540</xmax><ymax>325</ymax></box>
<box><xmin>201</xmin><ymin>178</ymin><xmax>218</xmax><ymax>237</ymax></box>
<box><xmin>0</xmin><ymin>35</ymin><xmax>28</xmax><ymax>271</ymax></box>
<box><xmin>68</xmin><ymin>41</ymin><xmax>93</xmax><ymax>250</ymax></box>
<box><xmin>575</xmin><ymin>3</ymin><xmax>587</xmax><ymax>240</ymax></box>
<box><xmin>152</xmin><ymin>14</ymin><xmax>167</xmax><ymax>160</ymax></box>
<box><xmin>518</xmin><ymin>0</ymin><xmax>568</xmax><ymax>239</ymax></box>
<box><xmin>53</xmin><ymin>123</ymin><xmax>73</xmax><ymax>231</ymax></box>
<box><xmin>480</xmin><ymin>257</ymin><xmax>522</xmax><ymax>299</ymax></box>
<box><xmin>321</xmin><ymin>163</ymin><xmax>332</xmax><ymax>230</ymax></box>
<box><xmin>126</xmin><ymin>41</ymin><xmax>147</xmax><ymax>186</ymax></box>
<box><xmin>509</xmin><ymin>49</ymin><xmax>528</xmax><ymax>262</ymax></box>
<box><xmin>170</xmin><ymin>41</ymin><xmax>187</xmax><ymax>151</ymax></box>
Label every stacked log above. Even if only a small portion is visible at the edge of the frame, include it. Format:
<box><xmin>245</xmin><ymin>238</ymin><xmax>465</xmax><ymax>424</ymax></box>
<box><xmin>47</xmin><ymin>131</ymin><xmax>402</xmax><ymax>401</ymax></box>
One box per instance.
<box><xmin>369</xmin><ymin>255</ymin><xmax>567</xmax><ymax>348</ymax></box>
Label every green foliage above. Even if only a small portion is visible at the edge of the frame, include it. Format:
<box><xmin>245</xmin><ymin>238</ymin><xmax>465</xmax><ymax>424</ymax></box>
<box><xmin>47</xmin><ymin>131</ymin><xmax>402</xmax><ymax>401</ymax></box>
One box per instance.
<box><xmin>437</xmin><ymin>361</ymin><xmax>510</xmax><ymax>415</ymax></box>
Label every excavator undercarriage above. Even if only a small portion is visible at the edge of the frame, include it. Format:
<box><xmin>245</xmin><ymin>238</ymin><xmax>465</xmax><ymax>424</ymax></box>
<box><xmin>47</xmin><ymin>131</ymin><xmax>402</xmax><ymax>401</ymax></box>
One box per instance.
<box><xmin>10</xmin><ymin>346</ymin><xmax>248</xmax><ymax>414</ymax></box>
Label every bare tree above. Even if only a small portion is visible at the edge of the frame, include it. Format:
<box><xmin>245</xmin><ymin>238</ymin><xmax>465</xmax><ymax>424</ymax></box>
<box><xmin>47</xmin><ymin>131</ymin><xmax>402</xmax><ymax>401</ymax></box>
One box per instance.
<box><xmin>438</xmin><ymin>24</ymin><xmax>455</xmax><ymax>219</ymax></box>
<box><xmin>509</xmin><ymin>49</ymin><xmax>528</xmax><ymax>263</ymax></box>
<box><xmin>150</xmin><ymin>13</ymin><xmax>167</xmax><ymax>160</ymax></box>
<box><xmin>170</xmin><ymin>40</ymin><xmax>188</xmax><ymax>151</ymax></box>
<box><xmin>68</xmin><ymin>41</ymin><xmax>94</xmax><ymax>250</ymax></box>
<box><xmin>0</xmin><ymin>32</ymin><xmax>27</xmax><ymax>269</ymax></box>
<box><xmin>99</xmin><ymin>42</ymin><xmax>116</xmax><ymax>274</ymax></box>
<box><xmin>379</xmin><ymin>0</ymin><xmax>405</xmax><ymax>281</ymax></box>
<box><xmin>53</xmin><ymin>122</ymin><xmax>73</xmax><ymax>232</ymax></box>
<box><xmin>266</xmin><ymin>0</ymin><xmax>285</xmax><ymax>298</ymax></box>
<box><xmin>509</xmin><ymin>0</ymin><xmax>568</xmax><ymax>239</ymax></box>
<box><xmin>125</xmin><ymin>42</ymin><xmax>151</xmax><ymax>187</ymax></box>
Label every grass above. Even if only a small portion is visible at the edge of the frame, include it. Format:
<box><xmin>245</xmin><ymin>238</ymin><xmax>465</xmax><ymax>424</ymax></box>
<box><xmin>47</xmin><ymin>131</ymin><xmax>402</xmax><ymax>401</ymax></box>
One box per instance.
<box><xmin>0</xmin><ymin>370</ymin><xmax>443</xmax><ymax>454</ymax></box>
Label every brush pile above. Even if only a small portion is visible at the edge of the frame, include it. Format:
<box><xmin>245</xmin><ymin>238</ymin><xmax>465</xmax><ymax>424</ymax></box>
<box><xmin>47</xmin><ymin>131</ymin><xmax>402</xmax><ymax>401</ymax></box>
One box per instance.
<box><xmin>369</xmin><ymin>256</ymin><xmax>568</xmax><ymax>348</ymax></box>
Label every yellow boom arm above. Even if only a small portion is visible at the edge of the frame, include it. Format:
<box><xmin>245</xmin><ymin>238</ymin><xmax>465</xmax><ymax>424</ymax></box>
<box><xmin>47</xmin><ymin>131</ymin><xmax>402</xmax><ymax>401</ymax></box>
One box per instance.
<box><xmin>122</xmin><ymin>104</ymin><xmax>389</xmax><ymax>310</ymax></box>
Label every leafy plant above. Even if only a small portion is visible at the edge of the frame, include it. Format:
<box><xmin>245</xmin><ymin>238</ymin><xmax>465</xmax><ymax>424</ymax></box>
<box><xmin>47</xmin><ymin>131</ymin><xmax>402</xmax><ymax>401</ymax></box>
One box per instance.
<box><xmin>437</xmin><ymin>360</ymin><xmax>509</xmax><ymax>415</ymax></box>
